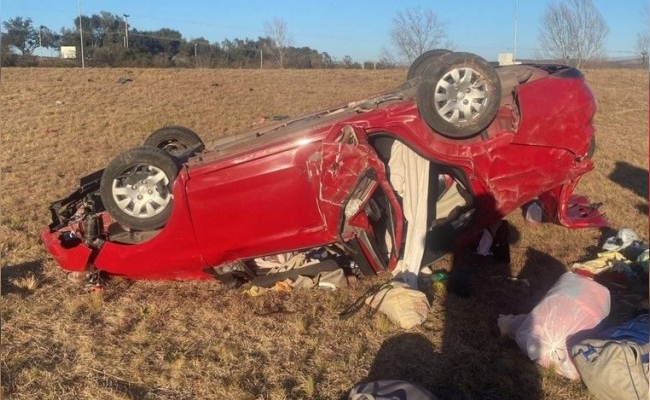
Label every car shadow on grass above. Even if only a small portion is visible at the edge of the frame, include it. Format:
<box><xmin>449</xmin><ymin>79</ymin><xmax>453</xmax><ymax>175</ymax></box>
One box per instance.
<box><xmin>1</xmin><ymin>260</ymin><xmax>45</xmax><ymax>297</ymax></box>
<box><xmin>348</xmin><ymin>235</ymin><xmax>569</xmax><ymax>399</ymax></box>
<box><xmin>608</xmin><ymin>161</ymin><xmax>649</xmax><ymax>201</ymax></box>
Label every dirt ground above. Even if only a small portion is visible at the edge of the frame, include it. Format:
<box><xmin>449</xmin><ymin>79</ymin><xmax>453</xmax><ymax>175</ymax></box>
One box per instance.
<box><xmin>1</xmin><ymin>67</ymin><xmax>648</xmax><ymax>399</ymax></box>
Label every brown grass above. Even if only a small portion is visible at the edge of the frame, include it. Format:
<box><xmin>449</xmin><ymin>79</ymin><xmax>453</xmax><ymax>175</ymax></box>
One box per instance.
<box><xmin>1</xmin><ymin>67</ymin><xmax>648</xmax><ymax>399</ymax></box>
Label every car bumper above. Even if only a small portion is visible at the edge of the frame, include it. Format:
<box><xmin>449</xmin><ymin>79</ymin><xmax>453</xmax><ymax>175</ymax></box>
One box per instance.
<box><xmin>40</xmin><ymin>228</ymin><xmax>93</xmax><ymax>272</ymax></box>
<box><xmin>540</xmin><ymin>177</ymin><xmax>608</xmax><ymax>228</ymax></box>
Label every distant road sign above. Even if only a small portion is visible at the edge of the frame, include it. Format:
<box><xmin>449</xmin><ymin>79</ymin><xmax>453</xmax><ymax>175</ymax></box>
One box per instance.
<box><xmin>61</xmin><ymin>46</ymin><xmax>77</xmax><ymax>59</ymax></box>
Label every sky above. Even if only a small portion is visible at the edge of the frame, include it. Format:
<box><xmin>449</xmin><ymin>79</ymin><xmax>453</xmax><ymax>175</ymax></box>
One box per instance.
<box><xmin>1</xmin><ymin>0</ymin><xmax>647</xmax><ymax>62</ymax></box>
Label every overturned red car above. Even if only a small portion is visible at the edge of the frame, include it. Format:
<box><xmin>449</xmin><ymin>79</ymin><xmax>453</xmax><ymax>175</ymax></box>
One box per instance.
<box><xmin>41</xmin><ymin>51</ymin><xmax>608</xmax><ymax>285</ymax></box>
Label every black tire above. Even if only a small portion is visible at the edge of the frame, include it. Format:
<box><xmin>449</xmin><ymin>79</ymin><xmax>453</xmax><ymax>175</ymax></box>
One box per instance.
<box><xmin>406</xmin><ymin>49</ymin><xmax>452</xmax><ymax>81</ymax></box>
<box><xmin>416</xmin><ymin>52</ymin><xmax>501</xmax><ymax>139</ymax></box>
<box><xmin>100</xmin><ymin>146</ymin><xmax>179</xmax><ymax>231</ymax></box>
<box><xmin>143</xmin><ymin>125</ymin><xmax>205</xmax><ymax>157</ymax></box>
<box><xmin>250</xmin><ymin>259</ymin><xmax>340</xmax><ymax>288</ymax></box>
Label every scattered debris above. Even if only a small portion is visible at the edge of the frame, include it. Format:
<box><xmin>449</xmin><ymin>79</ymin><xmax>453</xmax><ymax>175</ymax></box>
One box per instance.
<box><xmin>117</xmin><ymin>77</ymin><xmax>133</xmax><ymax>84</ymax></box>
<box><xmin>498</xmin><ymin>272</ymin><xmax>611</xmax><ymax>380</ymax></box>
<box><xmin>293</xmin><ymin>268</ymin><xmax>347</xmax><ymax>290</ymax></box>
<box><xmin>573</xmin><ymin>229</ymin><xmax>648</xmax><ymax>286</ymax></box>
<box><xmin>348</xmin><ymin>380</ymin><xmax>438</xmax><ymax>400</ymax></box>
<box><xmin>243</xmin><ymin>279</ymin><xmax>292</xmax><ymax>297</ymax></box>
<box><xmin>66</xmin><ymin>270</ymin><xmax>106</xmax><ymax>292</ymax></box>
<box><xmin>498</xmin><ymin>226</ymin><xmax>648</xmax><ymax>388</ymax></box>
<box><xmin>523</xmin><ymin>200</ymin><xmax>544</xmax><ymax>223</ymax></box>
<box><xmin>572</xmin><ymin>251</ymin><xmax>629</xmax><ymax>276</ymax></box>
<box><xmin>602</xmin><ymin>228</ymin><xmax>643</xmax><ymax>252</ymax></box>
<box><xmin>89</xmin><ymin>285</ymin><xmax>105</xmax><ymax>293</ymax></box>
<box><xmin>364</xmin><ymin>281</ymin><xmax>431</xmax><ymax>329</ymax></box>
<box><xmin>475</xmin><ymin>220</ymin><xmax>511</xmax><ymax>263</ymax></box>
<box><xmin>66</xmin><ymin>271</ymin><xmax>87</xmax><ymax>284</ymax></box>
<box><xmin>55</xmin><ymin>100</ymin><xmax>65</xmax><ymax>105</ymax></box>
<box><xmin>571</xmin><ymin>313</ymin><xmax>649</xmax><ymax>400</ymax></box>
<box><xmin>243</xmin><ymin>268</ymin><xmax>348</xmax><ymax>296</ymax></box>
<box><xmin>254</xmin><ymin>251</ymin><xmax>307</xmax><ymax>273</ymax></box>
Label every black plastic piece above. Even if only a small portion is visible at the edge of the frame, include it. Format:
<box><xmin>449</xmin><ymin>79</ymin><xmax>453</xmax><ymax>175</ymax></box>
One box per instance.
<box><xmin>48</xmin><ymin>169</ymin><xmax>104</xmax><ymax>231</ymax></box>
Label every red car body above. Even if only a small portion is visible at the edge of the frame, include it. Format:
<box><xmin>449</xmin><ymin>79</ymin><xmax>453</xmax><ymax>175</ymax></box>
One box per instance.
<box><xmin>42</xmin><ymin>63</ymin><xmax>608</xmax><ymax>281</ymax></box>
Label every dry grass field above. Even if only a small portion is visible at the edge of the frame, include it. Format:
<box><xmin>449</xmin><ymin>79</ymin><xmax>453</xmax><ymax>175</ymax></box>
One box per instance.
<box><xmin>1</xmin><ymin>66</ymin><xmax>648</xmax><ymax>400</ymax></box>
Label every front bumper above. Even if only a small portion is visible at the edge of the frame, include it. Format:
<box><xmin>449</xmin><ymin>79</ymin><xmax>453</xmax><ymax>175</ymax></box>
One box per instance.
<box><xmin>40</xmin><ymin>228</ymin><xmax>93</xmax><ymax>272</ymax></box>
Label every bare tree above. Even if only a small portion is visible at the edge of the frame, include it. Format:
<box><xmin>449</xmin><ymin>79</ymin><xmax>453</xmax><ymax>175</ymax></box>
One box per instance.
<box><xmin>538</xmin><ymin>0</ymin><xmax>609</xmax><ymax>68</ymax></box>
<box><xmin>390</xmin><ymin>6</ymin><xmax>447</xmax><ymax>63</ymax></box>
<box><xmin>637</xmin><ymin>32</ymin><xmax>649</xmax><ymax>67</ymax></box>
<box><xmin>378</xmin><ymin>47</ymin><xmax>397</xmax><ymax>68</ymax></box>
<box><xmin>264</xmin><ymin>18</ymin><xmax>293</xmax><ymax>68</ymax></box>
<box><xmin>638</xmin><ymin>4</ymin><xmax>649</xmax><ymax>67</ymax></box>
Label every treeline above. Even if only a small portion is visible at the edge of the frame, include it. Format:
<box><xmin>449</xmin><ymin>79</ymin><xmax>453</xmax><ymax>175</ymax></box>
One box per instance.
<box><xmin>1</xmin><ymin>12</ymin><xmax>395</xmax><ymax>69</ymax></box>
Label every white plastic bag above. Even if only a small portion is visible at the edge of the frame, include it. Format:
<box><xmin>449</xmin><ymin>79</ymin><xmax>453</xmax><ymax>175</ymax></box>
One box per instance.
<box><xmin>499</xmin><ymin>272</ymin><xmax>610</xmax><ymax>379</ymax></box>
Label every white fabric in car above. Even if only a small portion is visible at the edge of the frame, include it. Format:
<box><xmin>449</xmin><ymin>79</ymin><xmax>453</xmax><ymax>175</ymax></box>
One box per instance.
<box><xmin>436</xmin><ymin>181</ymin><xmax>467</xmax><ymax>219</ymax></box>
<box><xmin>387</xmin><ymin>141</ymin><xmax>429</xmax><ymax>288</ymax></box>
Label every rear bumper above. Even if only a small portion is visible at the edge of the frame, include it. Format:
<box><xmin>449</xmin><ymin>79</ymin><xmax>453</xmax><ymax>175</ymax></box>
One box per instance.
<box><xmin>539</xmin><ymin>177</ymin><xmax>609</xmax><ymax>229</ymax></box>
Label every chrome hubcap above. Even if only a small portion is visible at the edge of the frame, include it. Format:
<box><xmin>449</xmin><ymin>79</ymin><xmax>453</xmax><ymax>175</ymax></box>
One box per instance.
<box><xmin>111</xmin><ymin>165</ymin><xmax>171</xmax><ymax>219</ymax></box>
<box><xmin>434</xmin><ymin>67</ymin><xmax>490</xmax><ymax>124</ymax></box>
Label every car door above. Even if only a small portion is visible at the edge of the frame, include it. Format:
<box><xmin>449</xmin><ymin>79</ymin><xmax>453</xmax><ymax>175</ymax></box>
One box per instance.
<box><xmin>306</xmin><ymin>123</ymin><xmax>404</xmax><ymax>272</ymax></box>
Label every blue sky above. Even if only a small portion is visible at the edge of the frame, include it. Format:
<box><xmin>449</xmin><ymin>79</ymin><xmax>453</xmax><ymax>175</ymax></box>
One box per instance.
<box><xmin>1</xmin><ymin>0</ymin><xmax>647</xmax><ymax>62</ymax></box>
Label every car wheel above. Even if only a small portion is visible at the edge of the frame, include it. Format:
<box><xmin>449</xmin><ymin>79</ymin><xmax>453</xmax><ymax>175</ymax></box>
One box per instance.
<box><xmin>143</xmin><ymin>125</ymin><xmax>205</xmax><ymax>157</ymax></box>
<box><xmin>100</xmin><ymin>146</ymin><xmax>179</xmax><ymax>231</ymax></box>
<box><xmin>406</xmin><ymin>49</ymin><xmax>452</xmax><ymax>80</ymax></box>
<box><xmin>416</xmin><ymin>52</ymin><xmax>501</xmax><ymax>139</ymax></box>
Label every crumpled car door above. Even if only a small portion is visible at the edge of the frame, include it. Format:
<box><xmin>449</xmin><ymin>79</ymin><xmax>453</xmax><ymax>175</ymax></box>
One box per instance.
<box><xmin>306</xmin><ymin>123</ymin><xmax>403</xmax><ymax>272</ymax></box>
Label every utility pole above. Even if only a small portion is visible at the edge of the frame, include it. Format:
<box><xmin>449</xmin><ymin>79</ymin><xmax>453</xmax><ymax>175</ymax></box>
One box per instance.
<box><xmin>513</xmin><ymin>0</ymin><xmax>519</xmax><ymax>62</ymax></box>
<box><xmin>38</xmin><ymin>28</ymin><xmax>42</xmax><ymax>59</ymax></box>
<box><xmin>194</xmin><ymin>43</ymin><xmax>198</xmax><ymax>68</ymax></box>
<box><xmin>78</xmin><ymin>0</ymin><xmax>84</xmax><ymax>68</ymax></box>
<box><xmin>123</xmin><ymin>14</ymin><xmax>129</xmax><ymax>48</ymax></box>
